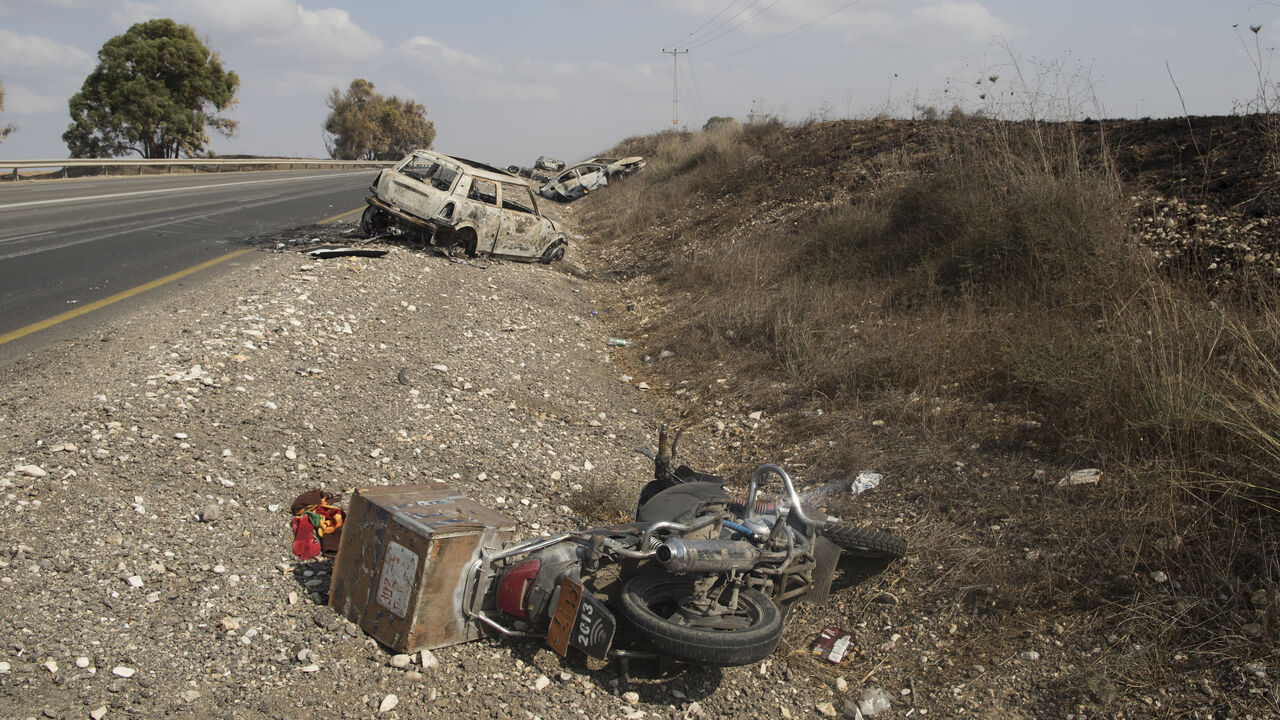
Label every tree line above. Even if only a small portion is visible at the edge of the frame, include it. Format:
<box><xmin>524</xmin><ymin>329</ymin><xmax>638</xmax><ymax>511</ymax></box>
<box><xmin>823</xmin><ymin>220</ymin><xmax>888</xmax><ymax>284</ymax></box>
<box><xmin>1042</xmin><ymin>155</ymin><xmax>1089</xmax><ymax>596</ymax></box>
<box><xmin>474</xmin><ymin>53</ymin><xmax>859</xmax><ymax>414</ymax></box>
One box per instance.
<box><xmin>0</xmin><ymin>18</ymin><xmax>435</xmax><ymax>159</ymax></box>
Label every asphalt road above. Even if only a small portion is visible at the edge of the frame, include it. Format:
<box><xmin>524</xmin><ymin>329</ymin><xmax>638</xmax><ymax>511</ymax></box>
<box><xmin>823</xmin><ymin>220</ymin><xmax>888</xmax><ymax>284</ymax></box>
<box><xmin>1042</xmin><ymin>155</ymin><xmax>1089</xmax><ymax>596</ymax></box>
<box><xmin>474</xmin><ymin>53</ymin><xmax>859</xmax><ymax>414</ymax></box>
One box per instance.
<box><xmin>0</xmin><ymin>169</ymin><xmax>376</xmax><ymax>365</ymax></box>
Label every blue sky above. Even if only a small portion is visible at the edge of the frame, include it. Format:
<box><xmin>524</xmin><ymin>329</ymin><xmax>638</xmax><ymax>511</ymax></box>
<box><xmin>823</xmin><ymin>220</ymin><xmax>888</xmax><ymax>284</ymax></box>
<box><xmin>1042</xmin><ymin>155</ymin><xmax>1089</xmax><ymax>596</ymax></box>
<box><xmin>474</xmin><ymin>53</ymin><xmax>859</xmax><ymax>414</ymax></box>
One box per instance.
<box><xmin>0</xmin><ymin>0</ymin><xmax>1277</xmax><ymax>165</ymax></box>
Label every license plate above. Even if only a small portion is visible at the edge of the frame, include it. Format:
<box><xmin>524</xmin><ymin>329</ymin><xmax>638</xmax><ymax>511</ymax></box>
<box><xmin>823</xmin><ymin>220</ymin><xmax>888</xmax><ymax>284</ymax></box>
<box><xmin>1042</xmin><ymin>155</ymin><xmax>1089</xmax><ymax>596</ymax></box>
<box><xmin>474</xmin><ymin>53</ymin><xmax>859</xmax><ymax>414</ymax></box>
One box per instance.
<box><xmin>546</xmin><ymin>576</ymin><xmax>615</xmax><ymax>661</ymax></box>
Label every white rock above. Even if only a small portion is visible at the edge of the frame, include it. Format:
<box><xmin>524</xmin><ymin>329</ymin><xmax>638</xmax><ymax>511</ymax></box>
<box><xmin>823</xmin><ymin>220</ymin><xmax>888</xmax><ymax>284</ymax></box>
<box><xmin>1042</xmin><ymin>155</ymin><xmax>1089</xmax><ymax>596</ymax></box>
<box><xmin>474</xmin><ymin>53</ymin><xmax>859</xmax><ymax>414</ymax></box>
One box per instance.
<box><xmin>748</xmin><ymin>411</ymin><xmax>763</xmax><ymax>421</ymax></box>
<box><xmin>834</xmin><ymin>677</ymin><xmax>849</xmax><ymax>692</ymax></box>
<box><xmin>174</xmin><ymin>432</ymin><xmax>188</xmax><ymax>440</ymax></box>
<box><xmin>390</xmin><ymin>654</ymin><xmax>412</xmax><ymax>669</ymax></box>
<box><xmin>180</xmin><ymin>689</ymin><xmax>202</xmax><ymax>703</ymax></box>
<box><xmin>583</xmin><ymin>460</ymin><xmax>594</xmax><ymax>471</ymax></box>
<box><xmin>636</xmin><ymin>382</ymin><xmax>650</xmax><ymax>390</ymax></box>
<box><xmin>1020</xmin><ymin>650</ymin><xmax>1041</xmax><ymax>661</ymax></box>
<box><xmin>111</xmin><ymin>665</ymin><xmax>136</xmax><ymax>678</ymax></box>
<box><xmin>127</xmin><ymin>575</ymin><xmax>144</xmax><ymax>588</ymax></box>
<box><xmin>420</xmin><ymin>649</ymin><xmax>438</xmax><ymax>670</ymax></box>
<box><xmin>212</xmin><ymin>564</ymin><xmax>226</xmax><ymax>574</ymax></box>
<box><xmin>1150</xmin><ymin>570</ymin><xmax>1169</xmax><ymax>583</ymax></box>
<box><xmin>533</xmin><ymin>674</ymin><xmax>551</xmax><ymax>691</ymax></box>
<box><xmin>0</xmin><ymin>661</ymin><xmax>9</xmax><ymax>673</ymax></box>
<box><xmin>622</xmin><ymin>691</ymin><xmax>640</xmax><ymax>703</ymax></box>
<box><xmin>300</xmin><ymin>664</ymin><xmax>320</xmax><ymax>673</ymax></box>
<box><xmin>90</xmin><ymin>707</ymin><xmax>107</xmax><ymax>720</ymax></box>
<box><xmin>816</xmin><ymin>702</ymin><xmax>837</xmax><ymax>717</ymax></box>
<box><xmin>16</xmin><ymin>465</ymin><xmax>47</xmax><ymax>478</ymax></box>
<box><xmin>379</xmin><ymin>694</ymin><xmax>399</xmax><ymax>712</ymax></box>
<box><xmin>431</xmin><ymin>364</ymin><xmax>449</xmax><ymax>372</ymax></box>
<box><xmin>43</xmin><ymin>660</ymin><xmax>57</xmax><ymax>673</ymax></box>
<box><xmin>75</xmin><ymin>657</ymin><xmax>90</xmax><ymax>669</ymax></box>
<box><xmin>550</xmin><ymin>471</ymin><xmax>562</xmax><ymax>481</ymax></box>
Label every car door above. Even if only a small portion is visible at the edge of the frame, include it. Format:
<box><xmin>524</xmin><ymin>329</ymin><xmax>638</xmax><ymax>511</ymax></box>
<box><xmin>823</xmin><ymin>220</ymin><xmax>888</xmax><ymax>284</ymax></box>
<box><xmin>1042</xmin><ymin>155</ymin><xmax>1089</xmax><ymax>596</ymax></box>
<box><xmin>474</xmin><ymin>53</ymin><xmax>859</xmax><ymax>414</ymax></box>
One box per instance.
<box><xmin>492</xmin><ymin>182</ymin><xmax>550</xmax><ymax>258</ymax></box>
<box><xmin>461</xmin><ymin>176</ymin><xmax>503</xmax><ymax>251</ymax></box>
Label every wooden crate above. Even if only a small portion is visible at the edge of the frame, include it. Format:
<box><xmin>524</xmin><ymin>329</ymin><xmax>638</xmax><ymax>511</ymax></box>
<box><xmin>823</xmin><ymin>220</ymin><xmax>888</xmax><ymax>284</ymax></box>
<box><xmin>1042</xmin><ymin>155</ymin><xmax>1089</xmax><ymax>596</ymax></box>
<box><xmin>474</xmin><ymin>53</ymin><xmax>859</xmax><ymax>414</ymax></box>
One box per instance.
<box><xmin>329</xmin><ymin>485</ymin><xmax>515</xmax><ymax>652</ymax></box>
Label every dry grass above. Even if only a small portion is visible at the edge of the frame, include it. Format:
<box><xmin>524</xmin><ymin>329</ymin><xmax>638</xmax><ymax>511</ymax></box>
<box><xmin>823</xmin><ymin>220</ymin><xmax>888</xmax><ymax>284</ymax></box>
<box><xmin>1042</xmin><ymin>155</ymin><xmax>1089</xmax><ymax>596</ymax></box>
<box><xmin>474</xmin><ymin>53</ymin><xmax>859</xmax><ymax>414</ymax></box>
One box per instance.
<box><xmin>576</xmin><ymin>114</ymin><xmax>1280</xmax><ymax>679</ymax></box>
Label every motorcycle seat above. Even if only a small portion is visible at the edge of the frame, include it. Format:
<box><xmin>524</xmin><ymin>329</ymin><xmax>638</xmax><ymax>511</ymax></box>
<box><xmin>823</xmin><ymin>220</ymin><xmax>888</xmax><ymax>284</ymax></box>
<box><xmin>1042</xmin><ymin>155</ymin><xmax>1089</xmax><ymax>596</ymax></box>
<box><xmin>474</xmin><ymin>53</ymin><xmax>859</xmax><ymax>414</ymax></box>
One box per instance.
<box><xmin>636</xmin><ymin>481</ymin><xmax>729</xmax><ymax>524</ymax></box>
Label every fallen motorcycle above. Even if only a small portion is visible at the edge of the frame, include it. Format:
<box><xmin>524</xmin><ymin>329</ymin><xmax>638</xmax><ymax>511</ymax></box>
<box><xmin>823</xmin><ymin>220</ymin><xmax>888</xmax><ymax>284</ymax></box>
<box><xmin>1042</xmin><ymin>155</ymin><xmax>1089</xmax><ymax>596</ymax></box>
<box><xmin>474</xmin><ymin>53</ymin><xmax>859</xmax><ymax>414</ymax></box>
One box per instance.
<box><xmin>461</xmin><ymin>426</ymin><xmax>907</xmax><ymax>666</ymax></box>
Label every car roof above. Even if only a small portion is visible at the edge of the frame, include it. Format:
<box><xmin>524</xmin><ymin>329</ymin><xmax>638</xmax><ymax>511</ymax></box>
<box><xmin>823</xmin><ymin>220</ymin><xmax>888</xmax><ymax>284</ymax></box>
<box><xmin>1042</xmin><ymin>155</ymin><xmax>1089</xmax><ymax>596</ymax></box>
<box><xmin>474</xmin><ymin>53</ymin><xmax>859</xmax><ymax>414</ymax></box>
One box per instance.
<box><xmin>409</xmin><ymin>149</ymin><xmax>523</xmax><ymax>183</ymax></box>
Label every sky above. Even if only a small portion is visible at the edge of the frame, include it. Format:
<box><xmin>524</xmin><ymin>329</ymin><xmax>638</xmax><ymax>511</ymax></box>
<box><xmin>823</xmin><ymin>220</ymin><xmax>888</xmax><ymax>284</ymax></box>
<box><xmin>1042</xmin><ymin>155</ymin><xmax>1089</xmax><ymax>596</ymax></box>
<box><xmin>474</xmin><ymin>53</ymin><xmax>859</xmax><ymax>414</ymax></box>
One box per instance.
<box><xmin>1</xmin><ymin>0</ymin><xmax>1278</xmax><ymax>166</ymax></box>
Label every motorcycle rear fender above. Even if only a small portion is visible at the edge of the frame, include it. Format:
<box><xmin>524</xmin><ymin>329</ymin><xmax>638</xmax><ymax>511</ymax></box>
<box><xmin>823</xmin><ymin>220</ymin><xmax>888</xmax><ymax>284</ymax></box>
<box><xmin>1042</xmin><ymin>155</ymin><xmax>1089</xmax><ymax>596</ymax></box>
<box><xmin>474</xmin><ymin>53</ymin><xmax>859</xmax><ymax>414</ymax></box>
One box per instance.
<box><xmin>523</xmin><ymin>544</ymin><xmax>582</xmax><ymax>627</ymax></box>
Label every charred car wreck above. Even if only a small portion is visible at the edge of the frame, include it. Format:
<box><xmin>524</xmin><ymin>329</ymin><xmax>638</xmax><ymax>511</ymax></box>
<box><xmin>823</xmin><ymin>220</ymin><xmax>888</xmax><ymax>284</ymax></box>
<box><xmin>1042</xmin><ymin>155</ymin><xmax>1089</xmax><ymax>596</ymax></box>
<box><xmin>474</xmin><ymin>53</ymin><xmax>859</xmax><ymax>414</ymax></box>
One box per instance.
<box><xmin>362</xmin><ymin>150</ymin><xmax>567</xmax><ymax>263</ymax></box>
<box><xmin>538</xmin><ymin>156</ymin><xmax>646</xmax><ymax>203</ymax></box>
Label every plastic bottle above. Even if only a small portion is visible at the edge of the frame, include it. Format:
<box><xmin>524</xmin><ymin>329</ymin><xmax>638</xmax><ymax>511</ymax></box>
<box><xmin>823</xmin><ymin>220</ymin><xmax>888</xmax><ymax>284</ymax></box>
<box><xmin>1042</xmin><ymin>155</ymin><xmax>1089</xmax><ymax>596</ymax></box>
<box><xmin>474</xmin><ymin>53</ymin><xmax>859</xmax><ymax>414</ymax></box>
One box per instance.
<box><xmin>606</xmin><ymin>337</ymin><xmax>629</xmax><ymax>347</ymax></box>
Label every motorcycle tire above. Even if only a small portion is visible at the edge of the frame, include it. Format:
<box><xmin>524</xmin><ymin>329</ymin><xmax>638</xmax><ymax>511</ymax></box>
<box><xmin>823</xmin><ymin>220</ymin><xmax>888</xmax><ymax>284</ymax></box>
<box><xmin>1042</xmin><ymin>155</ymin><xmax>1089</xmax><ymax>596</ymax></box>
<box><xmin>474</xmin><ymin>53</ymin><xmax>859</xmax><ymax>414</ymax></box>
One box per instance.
<box><xmin>618</xmin><ymin>571</ymin><xmax>783</xmax><ymax>666</ymax></box>
<box><xmin>820</xmin><ymin>523</ymin><xmax>907</xmax><ymax>560</ymax></box>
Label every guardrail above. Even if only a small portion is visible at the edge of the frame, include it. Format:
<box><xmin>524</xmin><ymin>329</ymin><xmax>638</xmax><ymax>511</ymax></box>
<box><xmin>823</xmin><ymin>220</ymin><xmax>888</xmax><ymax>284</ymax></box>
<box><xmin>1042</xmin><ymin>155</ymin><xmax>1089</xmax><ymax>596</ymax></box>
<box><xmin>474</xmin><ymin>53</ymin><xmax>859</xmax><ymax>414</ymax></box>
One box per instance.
<box><xmin>1</xmin><ymin>157</ymin><xmax>391</xmax><ymax>180</ymax></box>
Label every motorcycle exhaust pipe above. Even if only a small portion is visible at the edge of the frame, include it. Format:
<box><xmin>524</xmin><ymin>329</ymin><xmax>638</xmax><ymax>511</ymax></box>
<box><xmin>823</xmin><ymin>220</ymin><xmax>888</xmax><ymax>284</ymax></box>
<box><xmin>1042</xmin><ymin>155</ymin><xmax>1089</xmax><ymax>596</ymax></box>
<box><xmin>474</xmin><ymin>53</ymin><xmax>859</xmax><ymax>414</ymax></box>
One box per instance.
<box><xmin>656</xmin><ymin>538</ymin><xmax>761</xmax><ymax>573</ymax></box>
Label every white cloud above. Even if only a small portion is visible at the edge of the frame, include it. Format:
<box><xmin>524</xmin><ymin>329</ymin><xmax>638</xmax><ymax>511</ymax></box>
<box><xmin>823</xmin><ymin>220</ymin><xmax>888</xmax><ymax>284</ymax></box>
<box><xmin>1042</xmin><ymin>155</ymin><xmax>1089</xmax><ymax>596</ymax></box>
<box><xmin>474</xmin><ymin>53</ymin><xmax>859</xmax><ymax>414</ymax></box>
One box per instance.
<box><xmin>114</xmin><ymin>0</ymin><xmax>383</xmax><ymax>63</ymax></box>
<box><xmin>0</xmin><ymin>29</ymin><xmax>94</xmax><ymax>71</ymax></box>
<box><xmin>396</xmin><ymin>36</ymin><xmax>491</xmax><ymax>73</ymax></box>
<box><xmin>910</xmin><ymin>2</ymin><xmax>1018</xmax><ymax>43</ymax></box>
<box><xmin>391</xmin><ymin>36</ymin><xmax>558</xmax><ymax>103</ymax></box>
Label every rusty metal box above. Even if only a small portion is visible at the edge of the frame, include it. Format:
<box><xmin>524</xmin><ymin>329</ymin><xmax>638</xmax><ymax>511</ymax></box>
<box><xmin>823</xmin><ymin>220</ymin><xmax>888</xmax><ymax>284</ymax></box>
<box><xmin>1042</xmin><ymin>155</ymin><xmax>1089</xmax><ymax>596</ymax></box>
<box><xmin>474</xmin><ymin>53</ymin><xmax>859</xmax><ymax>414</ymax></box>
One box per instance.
<box><xmin>328</xmin><ymin>485</ymin><xmax>515</xmax><ymax>653</ymax></box>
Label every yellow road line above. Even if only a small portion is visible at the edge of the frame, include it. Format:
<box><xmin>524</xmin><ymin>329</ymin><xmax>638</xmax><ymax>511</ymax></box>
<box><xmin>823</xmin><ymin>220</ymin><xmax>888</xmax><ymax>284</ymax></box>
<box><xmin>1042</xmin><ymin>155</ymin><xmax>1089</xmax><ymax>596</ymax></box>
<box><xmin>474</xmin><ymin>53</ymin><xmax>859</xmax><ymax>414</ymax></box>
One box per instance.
<box><xmin>318</xmin><ymin>206</ymin><xmax>365</xmax><ymax>224</ymax></box>
<box><xmin>0</xmin><ymin>248</ymin><xmax>252</xmax><ymax>346</ymax></box>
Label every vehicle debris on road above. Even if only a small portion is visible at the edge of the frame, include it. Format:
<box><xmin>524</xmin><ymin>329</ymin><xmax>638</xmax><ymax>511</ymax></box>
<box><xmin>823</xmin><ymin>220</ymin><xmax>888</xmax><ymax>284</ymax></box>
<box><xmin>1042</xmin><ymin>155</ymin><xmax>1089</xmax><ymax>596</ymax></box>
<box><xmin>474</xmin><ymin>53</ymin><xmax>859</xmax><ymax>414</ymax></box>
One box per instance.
<box><xmin>303</xmin><ymin>246</ymin><xmax>389</xmax><ymax>259</ymax></box>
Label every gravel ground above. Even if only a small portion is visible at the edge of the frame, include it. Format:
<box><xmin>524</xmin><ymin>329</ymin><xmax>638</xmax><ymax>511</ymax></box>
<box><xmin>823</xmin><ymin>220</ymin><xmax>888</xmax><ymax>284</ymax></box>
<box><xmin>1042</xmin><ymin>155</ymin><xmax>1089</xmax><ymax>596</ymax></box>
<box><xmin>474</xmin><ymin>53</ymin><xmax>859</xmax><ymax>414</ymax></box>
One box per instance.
<box><xmin>0</xmin><ymin>226</ymin><xmax>896</xmax><ymax>720</ymax></box>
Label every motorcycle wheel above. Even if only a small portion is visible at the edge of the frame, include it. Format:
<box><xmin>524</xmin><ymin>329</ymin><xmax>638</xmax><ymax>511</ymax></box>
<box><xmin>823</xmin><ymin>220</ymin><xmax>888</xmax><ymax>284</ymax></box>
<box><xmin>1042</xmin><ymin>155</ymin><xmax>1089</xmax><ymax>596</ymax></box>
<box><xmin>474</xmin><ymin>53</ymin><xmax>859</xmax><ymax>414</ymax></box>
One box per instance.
<box><xmin>618</xmin><ymin>572</ymin><xmax>782</xmax><ymax>666</ymax></box>
<box><xmin>820</xmin><ymin>523</ymin><xmax>907</xmax><ymax>560</ymax></box>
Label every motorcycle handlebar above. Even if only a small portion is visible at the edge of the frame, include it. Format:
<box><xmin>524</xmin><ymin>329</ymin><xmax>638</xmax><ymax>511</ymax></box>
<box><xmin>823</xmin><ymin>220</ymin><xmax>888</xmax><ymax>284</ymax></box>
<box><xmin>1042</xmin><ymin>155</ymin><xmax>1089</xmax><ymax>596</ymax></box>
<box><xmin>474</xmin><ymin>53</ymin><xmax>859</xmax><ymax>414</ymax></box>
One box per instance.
<box><xmin>745</xmin><ymin>464</ymin><xmax>816</xmax><ymax>528</ymax></box>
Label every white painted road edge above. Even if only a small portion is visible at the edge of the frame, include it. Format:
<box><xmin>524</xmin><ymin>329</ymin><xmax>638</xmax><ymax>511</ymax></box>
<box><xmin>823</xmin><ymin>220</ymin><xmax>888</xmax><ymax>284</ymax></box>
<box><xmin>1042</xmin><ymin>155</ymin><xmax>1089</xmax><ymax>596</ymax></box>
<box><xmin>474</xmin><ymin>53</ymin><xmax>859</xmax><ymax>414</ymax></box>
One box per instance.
<box><xmin>0</xmin><ymin>171</ymin><xmax>371</xmax><ymax>211</ymax></box>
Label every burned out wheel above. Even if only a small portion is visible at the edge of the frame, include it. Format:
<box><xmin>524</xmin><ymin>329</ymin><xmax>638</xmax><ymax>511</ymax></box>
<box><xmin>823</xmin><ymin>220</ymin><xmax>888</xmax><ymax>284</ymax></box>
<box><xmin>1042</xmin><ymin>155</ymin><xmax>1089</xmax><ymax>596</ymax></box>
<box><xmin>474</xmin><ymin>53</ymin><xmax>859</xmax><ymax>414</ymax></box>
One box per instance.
<box><xmin>359</xmin><ymin>205</ymin><xmax>388</xmax><ymax>237</ymax></box>
<box><xmin>820</xmin><ymin>523</ymin><xmax>907</xmax><ymax>560</ymax></box>
<box><xmin>540</xmin><ymin>240</ymin><xmax>566</xmax><ymax>264</ymax></box>
<box><xmin>618</xmin><ymin>572</ymin><xmax>782</xmax><ymax>666</ymax></box>
<box><xmin>455</xmin><ymin>227</ymin><xmax>479</xmax><ymax>257</ymax></box>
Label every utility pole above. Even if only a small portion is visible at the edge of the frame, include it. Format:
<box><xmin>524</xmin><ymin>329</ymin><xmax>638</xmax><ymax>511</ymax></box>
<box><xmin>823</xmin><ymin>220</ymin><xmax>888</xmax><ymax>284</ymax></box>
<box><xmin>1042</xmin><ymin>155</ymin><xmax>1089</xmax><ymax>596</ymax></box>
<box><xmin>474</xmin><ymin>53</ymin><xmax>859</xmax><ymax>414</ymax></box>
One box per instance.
<box><xmin>662</xmin><ymin>48</ymin><xmax>688</xmax><ymax>126</ymax></box>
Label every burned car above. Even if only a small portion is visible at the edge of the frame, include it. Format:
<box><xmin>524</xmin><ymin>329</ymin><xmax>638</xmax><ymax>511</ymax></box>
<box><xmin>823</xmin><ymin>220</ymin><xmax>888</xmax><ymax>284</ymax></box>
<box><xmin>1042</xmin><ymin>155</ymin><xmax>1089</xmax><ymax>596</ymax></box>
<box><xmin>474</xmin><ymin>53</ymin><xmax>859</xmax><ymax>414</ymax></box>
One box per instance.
<box><xmin>534</xmin><ymin>155</ymin><xmax>565</xmax><ymax>172</ymax></box>
<box><xmin>538</xmin><ymin>156</ymin><xmax>647</xmax><ymax>202</ymax></box>
<box><xmin>585</xmin><ymin>156</ymin><xmax>646</xmax><ymax>177</ymax></box>
<box><xmin>538</xmin><ymin>163</ymin><xmax>609</xmax><ymax>202</ymax></box>
<box><xmin>362</xmin><ymin>150</ymin><xmax>567</xmax><ymax>263</ymax></box>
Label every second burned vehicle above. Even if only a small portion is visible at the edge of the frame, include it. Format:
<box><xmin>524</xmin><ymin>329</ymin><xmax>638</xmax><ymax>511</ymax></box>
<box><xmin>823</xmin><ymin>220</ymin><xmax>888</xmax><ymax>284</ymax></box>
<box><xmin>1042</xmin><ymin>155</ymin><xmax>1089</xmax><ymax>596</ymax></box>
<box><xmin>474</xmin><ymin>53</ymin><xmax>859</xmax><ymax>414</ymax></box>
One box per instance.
<box><xmin>362</xmin><ymin>150</ymin><xmax>568</xmax><ymax>263</ymax></box>
<box><xmin>538</xmin><ymin>156</ymin><xmax>646</xmax><ymax>202</ymax></box>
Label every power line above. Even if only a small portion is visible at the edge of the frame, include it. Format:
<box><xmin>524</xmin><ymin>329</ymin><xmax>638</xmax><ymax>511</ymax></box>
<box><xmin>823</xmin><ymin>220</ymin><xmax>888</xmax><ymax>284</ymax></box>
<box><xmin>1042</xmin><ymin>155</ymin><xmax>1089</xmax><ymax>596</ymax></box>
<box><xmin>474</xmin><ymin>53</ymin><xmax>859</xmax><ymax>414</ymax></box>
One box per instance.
<box><xmin>680</xmin><ymin>0</ymin><xmax>765</xmax><ymax>49</ymax></box>
<box><xmin>685</xmin><ymin>0</ymin><xmax>781</xmax><ymax>51</ymax></box>
<box><xmin>664</xmin><ymin>0</ymin><xmax>744</xmax><ymax>49</ymax></box>
<box><xmin>696</xmin><ymin>0</ymin><xmax>861</xmax><ymax>62</ymax></box>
